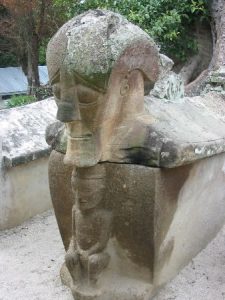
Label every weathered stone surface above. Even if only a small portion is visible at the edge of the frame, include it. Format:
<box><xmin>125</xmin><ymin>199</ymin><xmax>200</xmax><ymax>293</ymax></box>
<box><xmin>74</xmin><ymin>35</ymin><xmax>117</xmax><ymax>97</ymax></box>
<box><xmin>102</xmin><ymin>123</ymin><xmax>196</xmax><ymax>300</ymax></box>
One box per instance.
<box><xmin>48</xmin><ymin>150</ymin><xmax>74</xmax><ymax>250</ymax></box>
<box><xmin>158</xmin><ymin>53</ymin><xmax>174</xmax><ymax>76</ymax></box>
<box><xmin>51</xmin><ymin>155</ymin><xmax>225</xmax><ymax>299</ymax></box>
<box><xmin>0</xmin><ymin>98</ymin><xmax>57</xmax><ymax>229</ymax></box>
<box><xmin>46</xmin><ymin>120</ymin><xmax>67</xmax><ymax>154</ymax></box>
<box><xmin>0</xmin><ymin>157</ymin><xmax>52</xmax><ymax>230</ymax></box>
<box><xmin>154</xmin><ymin>153</ymin><xmax>225</xmax><ymax>287</ymax></box>
<box><xmin>58</xmin><ymin>162</ymin><xmax>156</xmax><ymax>299</ymax></box>
<box><xmin>47</xmin><ymin>10</ymin><xmax>159</xmax><ymax>92</ymax></box>
<box><xmin>0</xmin><ymin>98</ymin><xmax>57</xmax><ymax>168</ymax></box>
<box><xmin>47</xmin><ymin>92</ymin><xmax>225</xmax><ymax>168</ymax></box>
<box><xmin>45</xmin><ymin>8</ymin><xmax>225</xmax><ymax>169</ymax></box>
<box><xmin>150</xmin><ymin>71</ymin><xmax>184</xmax><ymax>101</ymax></box>
<box><xmin>46</xmin><ymin>9</ymin><xmax>160</xmax><ymax>168</ymax></box>
<box><xmin>203</xmin><ymin>67</ymin><xmax>225</xmax><ymax>94</ymax></box>
<box><xmin>46</xmin><ymin>9</ymin><xmax>225</xmax><ymax>300</ymax></box>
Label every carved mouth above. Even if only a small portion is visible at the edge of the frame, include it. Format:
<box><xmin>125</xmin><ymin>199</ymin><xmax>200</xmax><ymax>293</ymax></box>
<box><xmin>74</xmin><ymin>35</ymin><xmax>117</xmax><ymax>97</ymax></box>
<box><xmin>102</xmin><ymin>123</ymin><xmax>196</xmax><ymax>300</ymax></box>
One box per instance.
<box><xmin>68</xmin><ymin>134</ymin><xmax>92</xmax><ymax>141</ymax></box>
<box><xmin>79</xmin><ymin>199</ymin><xmax>88</xmax><ymax>203</ymax></box>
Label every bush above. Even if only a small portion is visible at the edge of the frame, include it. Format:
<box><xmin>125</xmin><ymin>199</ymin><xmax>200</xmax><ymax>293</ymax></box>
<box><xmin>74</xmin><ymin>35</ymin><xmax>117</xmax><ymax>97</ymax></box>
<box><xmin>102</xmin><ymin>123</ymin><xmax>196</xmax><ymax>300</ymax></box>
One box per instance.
<box><xmin>70</xmin><ymin>0</ymin><xmax>209</xmax><ymax>63</ymax></box>
<box><xmin>6</xmin><ymin>85</ymin><xmax>53</xmax><ymax>108</ymax></box>
<box><xmin>33</xmin><ymin>85</ymin><xmax>53</xmax><ymax>100</ymax></box>
<box><xmin>39</xmin><ymin>39</ymin><xmax>50</xmax><ymax>66</ymax></box>
<box><xmin>0</xmin><ymin>50</ymin><xmax>17</xmax><ymax>67</ymax></box>
<box><xmin>7</xmin><ymin>95</ymin><xmax>35</xmax><ymax>108</ymax></box>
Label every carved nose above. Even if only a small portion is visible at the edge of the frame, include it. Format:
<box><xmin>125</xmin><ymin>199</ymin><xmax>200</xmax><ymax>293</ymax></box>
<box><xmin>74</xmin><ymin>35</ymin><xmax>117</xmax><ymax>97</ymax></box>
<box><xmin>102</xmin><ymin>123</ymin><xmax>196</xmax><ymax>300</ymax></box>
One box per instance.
<box><xmin>57</xmin><ymin>102</ymin><xmax>81</xmax><ymax>122</ymax></box>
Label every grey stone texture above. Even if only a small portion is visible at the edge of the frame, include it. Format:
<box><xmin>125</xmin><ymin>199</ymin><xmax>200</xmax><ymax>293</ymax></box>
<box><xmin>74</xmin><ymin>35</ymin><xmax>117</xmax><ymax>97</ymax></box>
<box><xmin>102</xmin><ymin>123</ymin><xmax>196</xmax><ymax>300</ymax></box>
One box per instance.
<box><xmin>0</xmin><ymin>99</ymin><xmax>57</xmax><ymax>229</ymax></box>
<box><xmin>46</xmin><ymin>9</ymin><xmax>225</xmax><ymax>300</ymax></box>
<box><xmin>47</xmin><ymin>9</ymin><xmax>159</xmax><ymax>91</ymax></box>
<box><xmin>0</xmin><ymin>98</ymin><xmax>57</xmax><ymax>168</ymax></box>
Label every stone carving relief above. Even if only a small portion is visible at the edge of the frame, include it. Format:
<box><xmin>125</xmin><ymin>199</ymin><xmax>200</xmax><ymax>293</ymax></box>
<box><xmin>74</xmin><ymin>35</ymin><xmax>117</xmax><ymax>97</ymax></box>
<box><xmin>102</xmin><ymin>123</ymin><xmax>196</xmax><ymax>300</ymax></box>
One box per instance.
<box><xmin>46</xmin><ymin>8</ymin><xmax>225</xmax><ymax>300</ymax></box>
<box><xmin>65</xmin><ymin>164</ymin><xmax>112</xmax><ymax>291</ymax></box>
<box><xmin>46</xmin><ymin>9</ymin><xmax>160</xmax><ymax>168</ymax></box>
<box><xmin>46</xmin><ymin>11</ymin><xmax>161</xmax><ymax>298</ymax></box>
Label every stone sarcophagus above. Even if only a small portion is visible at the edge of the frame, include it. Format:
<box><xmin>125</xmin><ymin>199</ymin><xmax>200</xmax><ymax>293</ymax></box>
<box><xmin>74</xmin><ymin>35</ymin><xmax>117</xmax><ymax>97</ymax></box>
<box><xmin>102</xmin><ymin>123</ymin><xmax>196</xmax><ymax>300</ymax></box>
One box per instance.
<box><xmin>46</xmin><ymin>10</ymin><xmax>225</xmax><ymax>300</ymax></box>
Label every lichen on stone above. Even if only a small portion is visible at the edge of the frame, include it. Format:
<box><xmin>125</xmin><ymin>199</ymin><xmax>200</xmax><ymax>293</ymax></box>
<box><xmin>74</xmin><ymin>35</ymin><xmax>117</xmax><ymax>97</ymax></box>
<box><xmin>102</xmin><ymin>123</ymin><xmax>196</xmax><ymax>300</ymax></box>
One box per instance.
<box><xmin>0</xmin><ymin>98</ymin><xmax>57</xmax><ymax>168</ymax></box>
<box><xmin>47</xmin><ymin>9</ymin><xmax>158</xmax><ymax>91</ymax></box>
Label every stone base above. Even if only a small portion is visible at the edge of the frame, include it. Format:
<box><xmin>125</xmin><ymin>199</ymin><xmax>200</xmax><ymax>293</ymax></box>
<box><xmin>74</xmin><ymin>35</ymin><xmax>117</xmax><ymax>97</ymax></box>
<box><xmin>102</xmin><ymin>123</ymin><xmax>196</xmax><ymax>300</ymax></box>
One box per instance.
<box><xmin>60</xmin><ymin>264</ymin><xmax>154</xmax><ymax>300</ymax></box>
<box><xmin>56</xmin><ymin>154</ymin><xmax>225</xmax><ymax>300</ymax></box>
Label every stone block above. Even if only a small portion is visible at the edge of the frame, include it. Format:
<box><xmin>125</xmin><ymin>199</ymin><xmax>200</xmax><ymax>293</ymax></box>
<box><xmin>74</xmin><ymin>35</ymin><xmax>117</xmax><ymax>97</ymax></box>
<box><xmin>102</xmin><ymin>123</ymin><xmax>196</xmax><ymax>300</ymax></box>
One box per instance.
<box><xmin>46</xmin><ymin>9</ymin><xmax>225</xmax><ymax>299</ymax></box>
<box><xmin>0</xmin><ymin>98</ymin><xmax>57</xmax><ymax>229</ymax></box>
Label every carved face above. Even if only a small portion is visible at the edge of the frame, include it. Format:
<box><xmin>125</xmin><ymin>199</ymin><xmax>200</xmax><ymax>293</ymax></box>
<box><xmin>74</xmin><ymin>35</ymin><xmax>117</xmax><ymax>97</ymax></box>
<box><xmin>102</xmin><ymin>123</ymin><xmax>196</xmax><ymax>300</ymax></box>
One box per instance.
<box><xmin>47</xmin><ymin>10</ymin><xmax>160</xmax><ymax>167</ymax></box>
<box><xmin>76</xmin><ymin>177</ymin><xmax>105</xmax><ymax>211</ymax></box>
<box><xmin>50</xmin><ymin>68</ymin><xmax>106</xmax><ymax>167</ymax></box>
<box><xmin>50</xmin><ymin>65</ymin><xmax>148</xmax><ymax>167</ymax></box>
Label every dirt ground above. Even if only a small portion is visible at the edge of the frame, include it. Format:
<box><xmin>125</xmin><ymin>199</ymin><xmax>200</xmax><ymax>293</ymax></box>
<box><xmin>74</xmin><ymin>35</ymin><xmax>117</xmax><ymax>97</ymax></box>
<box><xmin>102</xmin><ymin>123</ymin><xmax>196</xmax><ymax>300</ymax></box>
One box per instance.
<box><xmin>1</xmin><ymin>210</ymin><xmax>225</xmax><ymax>300</ymax></box>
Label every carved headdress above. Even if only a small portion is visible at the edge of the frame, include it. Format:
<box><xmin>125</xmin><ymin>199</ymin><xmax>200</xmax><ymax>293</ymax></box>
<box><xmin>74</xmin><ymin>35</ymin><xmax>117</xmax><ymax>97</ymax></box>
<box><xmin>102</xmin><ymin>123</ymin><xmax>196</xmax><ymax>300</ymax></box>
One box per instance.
<box><xmin>46</xmin><ymin>9</ymin><xmax>160</xmax><ymax>92</ymax></box>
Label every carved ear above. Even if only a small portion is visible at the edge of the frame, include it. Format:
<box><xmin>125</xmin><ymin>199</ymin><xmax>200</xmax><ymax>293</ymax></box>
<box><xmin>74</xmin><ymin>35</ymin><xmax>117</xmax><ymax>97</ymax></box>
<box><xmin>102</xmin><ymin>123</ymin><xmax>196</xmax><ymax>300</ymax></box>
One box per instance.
<box><xmin>114</xmin><ymin>40</ymin><xmax>160</xmax><ymax>88</ymax></box>
<box><xmin>110</xmin><ymin>40</ymin><xmax>160</xmax><ymax>97</ymax></box>
<box><xmin>120</xmin><ymin>77</ymin><xmax>130</xmax><ymax>97</ymax></box>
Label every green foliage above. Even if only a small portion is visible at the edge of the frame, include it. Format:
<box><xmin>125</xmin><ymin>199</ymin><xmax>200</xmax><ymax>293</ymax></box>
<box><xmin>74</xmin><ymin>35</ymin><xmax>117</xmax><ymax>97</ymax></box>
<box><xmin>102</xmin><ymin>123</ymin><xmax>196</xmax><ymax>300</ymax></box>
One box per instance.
<box><xmin>7</xmin><ymin>95</ymin><xmax>36</xmax><ymax>108</ymax></box>
<box><xmin>0</xmin><ymin>51</ymin><xmax>17</xmax><ymax>67</ymax></box>
<box><xmin>53</xmin><ymin>0</ymin><xmax>75</xmax><ymax>19</ymax></box>
<box><xmin>0</xmin><ymin>0</ymin><xmax>210</xmax><ymax>67</ymax></box>
<box><xmin>38</xmin><ymin>39</ymin><xmax>50</xmax><ymax>65</ymax></box>
<box><xmin>39</xmin><ymin>44</ymin><xmax>47</xmax><ymax>65</ymax></box>
<box><xmin>70</xmin><ymin>0</ymin><xmax>210</xmax><ymax>62</ymax></box>
<box><xmin>34</xmin><ymin>85</ymin><xmax>53</xmax><ymax>100</ymax></box>
<box><xmin>6</xmin><ymin>86</ymin><xmax>53</xmax><ymax>108</ymax></box>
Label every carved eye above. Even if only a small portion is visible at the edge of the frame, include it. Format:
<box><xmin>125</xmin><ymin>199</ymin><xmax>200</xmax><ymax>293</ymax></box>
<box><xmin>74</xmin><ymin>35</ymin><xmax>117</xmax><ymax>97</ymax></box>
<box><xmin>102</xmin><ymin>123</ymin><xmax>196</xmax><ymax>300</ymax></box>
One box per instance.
<box><xmin>77</xmin><ymin>84</ymin><xmax>101</xmax><ymax>105</ymax></box>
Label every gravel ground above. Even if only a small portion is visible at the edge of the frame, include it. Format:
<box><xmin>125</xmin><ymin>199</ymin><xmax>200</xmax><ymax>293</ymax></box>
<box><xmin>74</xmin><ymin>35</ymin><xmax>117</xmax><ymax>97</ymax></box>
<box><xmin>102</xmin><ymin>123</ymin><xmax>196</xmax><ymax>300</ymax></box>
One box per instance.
<box><xmin>1</xmin><ymin>210</ymin><xmax>225</xmax><ymax>300</ymax></box>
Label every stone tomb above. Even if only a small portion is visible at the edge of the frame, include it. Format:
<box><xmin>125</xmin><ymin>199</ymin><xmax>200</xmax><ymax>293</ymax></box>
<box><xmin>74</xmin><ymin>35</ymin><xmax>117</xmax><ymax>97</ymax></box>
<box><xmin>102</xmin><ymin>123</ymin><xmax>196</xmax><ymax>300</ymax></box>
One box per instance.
<box><xmin>0</xmin><ymin>99</ymin><xmax>56</xmax><ymax>230</ymax></box>
<box><xmin>46</xmin><ymin>10</ymin><xmax>225</xmax><ymax>300</ymax></box>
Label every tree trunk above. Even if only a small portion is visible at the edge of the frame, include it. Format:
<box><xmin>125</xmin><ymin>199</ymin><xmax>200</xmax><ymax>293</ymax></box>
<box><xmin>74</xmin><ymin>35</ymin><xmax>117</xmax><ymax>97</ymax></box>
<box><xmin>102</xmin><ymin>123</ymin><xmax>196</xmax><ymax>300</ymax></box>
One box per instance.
<box><xmin>209</xmin><ymin>0</ymin><xmax>225</xmax><ymax>70</ymax></box>
<box><xmin>185</xmin><ymin>0</ymin><xmax>225</xmax><ymax>96</ymax></box>
<box><xmin>27</xmin><ymin>33</ymin><xmax>40</xmax><ymax>95</ymax></box>
<box><xmin>179</xmin><ymin>55</ymin><xmax>202</xmax><ymax>85</ymax></box>
<box><xmin>26</xmin><ymin>9</ymin><xmax>40</xmax><ymax>96</ymax></box>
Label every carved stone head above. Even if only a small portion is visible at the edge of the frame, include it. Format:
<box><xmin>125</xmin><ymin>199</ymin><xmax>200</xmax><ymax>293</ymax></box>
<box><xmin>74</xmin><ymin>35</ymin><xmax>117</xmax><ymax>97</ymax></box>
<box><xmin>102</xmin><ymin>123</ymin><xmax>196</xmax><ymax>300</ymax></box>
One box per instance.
<box><xmin>47</xmin><ymin>9</ymin><xmax>160</xmax><ymax>167</ymax></box>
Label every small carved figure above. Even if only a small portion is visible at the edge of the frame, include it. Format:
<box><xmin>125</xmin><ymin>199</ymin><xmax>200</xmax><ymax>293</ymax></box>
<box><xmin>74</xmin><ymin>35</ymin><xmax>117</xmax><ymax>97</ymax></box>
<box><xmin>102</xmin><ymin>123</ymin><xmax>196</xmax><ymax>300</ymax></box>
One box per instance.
<box><xmin>65</xmin><ymin>165</ymin><xmax>112</xmax><ymax>286</ymax></box>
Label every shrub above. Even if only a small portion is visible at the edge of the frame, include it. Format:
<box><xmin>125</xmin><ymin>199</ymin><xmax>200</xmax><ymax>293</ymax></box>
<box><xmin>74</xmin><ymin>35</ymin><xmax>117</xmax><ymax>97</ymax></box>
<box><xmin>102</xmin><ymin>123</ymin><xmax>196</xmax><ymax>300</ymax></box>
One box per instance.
<box><xmin>0</xmin><ymin>50</ymin><xmax>17</xmax><ymax>67</ymax></box>
<box><xmin>7</xmin><ymin>95</ymin><xmax>35</xmax><ymax>108</ymax></box>
<box><xmin>33</xmin><ymin>85</ymin><xmax>53</xmax><ymax>100</ymax></box>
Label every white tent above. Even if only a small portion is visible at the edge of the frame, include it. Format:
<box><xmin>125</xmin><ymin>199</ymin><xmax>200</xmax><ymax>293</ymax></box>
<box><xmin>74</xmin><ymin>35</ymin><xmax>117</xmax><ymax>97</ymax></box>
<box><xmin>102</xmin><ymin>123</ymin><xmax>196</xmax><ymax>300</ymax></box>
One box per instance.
<box><xmin>0</xmin><ymin>66</ymin><xmax>49</xmax><ymax>98</ymax></box>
